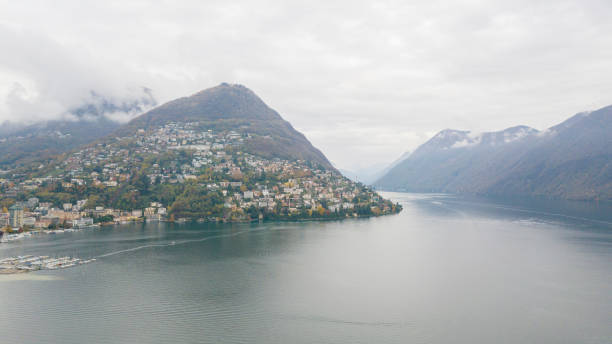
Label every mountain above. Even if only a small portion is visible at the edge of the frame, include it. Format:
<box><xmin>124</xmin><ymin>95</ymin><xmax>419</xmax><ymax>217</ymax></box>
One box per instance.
<box><xmin>0</xmin><ymin>90</ymin><xmax>156</xmax><ymax>169</ymax></box>
<box><xmin>1</xmin><ymin>83</ymin><xmax>401</xmax><ymax>223</ymax></box>
<box><xmin>115</xmin><ymin>83</ymin><xmax>334</xmax><ymax>170</ymax></box>
<box><xmin>0</xmin><ymin>118</ymin><xmax>120</xmax><ymax>169</ymax></box>
<box><xmin>375</xmin><ymin>105</ymin><xmax>612</xmax><ymax>201</ymax></box>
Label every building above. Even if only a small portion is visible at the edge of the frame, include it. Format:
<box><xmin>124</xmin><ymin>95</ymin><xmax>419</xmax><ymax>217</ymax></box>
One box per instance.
<box><xmin>76</xmin><ymin>199</ymin><xmax>87</xmax><ymax>210</ymax></box>
<box><xmin>26</xmin><ymin>197</ymin><xmax>39</xmax><ymax>208</ymax></box>
<box><xmin>0</xmin><ymin>214</ymin><xmax>9</xmax><ymax>227</ymax></box>
<box><xmin>9</xmin><ymin>204</ymin><xmax>24</xmax><ymax>228</ymax></box>
<box><xmin>145</xmin><ymin>214</ymin><xmax>161</xmax><ymax>222</ymax></box>
<box><xmin>40</xmin><ymin>215</ymin><xmax>61</xmax><ymax>227</ymax></box>
<box><xmin>72</xmin><ymin>218</ymin><xmax>94</xmax><ymax>228</ymax></box>
<box><xmin>23</xmin><ymin>217</ymin><xmax>36</xmax><ymax>227</ymax></box>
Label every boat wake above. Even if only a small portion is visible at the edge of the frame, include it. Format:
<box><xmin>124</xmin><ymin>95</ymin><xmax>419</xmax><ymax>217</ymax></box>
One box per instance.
<box><xmin>95</xmin><ymin>229</ymin><xmax>255</xmax><ymax>259</ymax></box>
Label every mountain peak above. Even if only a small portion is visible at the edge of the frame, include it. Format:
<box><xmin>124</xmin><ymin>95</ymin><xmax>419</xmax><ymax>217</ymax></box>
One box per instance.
<box><xmin>550</xmin><ymin>104</ymin><xmax>612</xmax><ymax>133</ymax></box>
<box><xmin>422</xmin><ymin>125</ymin><xmax>539</xmax><ymax>152</ymax></box>
<box><xmin>194</xmin><ymin>82</ymin><xmax>253</xmax><ymax>96</ymax></box>
<box><xmin>135</xmin><ymin>83</ymin><xmax>281</xmax><ymax>124</ymax></box>
<box><xmin>116</xmin><ymin>83</ymin><xmax>335</xmax><ymax>170</ymax></box>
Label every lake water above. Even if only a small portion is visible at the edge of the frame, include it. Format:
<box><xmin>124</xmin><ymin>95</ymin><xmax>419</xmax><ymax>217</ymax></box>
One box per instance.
<box><xmin>1</xmin><ymin>192</ymin><xmax>611</xmax><ymax>344</ymax></box>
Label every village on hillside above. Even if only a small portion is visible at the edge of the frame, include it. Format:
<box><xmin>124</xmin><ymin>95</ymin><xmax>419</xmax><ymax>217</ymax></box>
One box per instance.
<box><xmin>0</xmin><ymin>121</ymin><xmax>401</xmax><ymax>239</ymax></box>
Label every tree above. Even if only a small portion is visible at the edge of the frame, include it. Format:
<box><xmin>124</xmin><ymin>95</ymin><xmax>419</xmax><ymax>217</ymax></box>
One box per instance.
<box><xmin>85</xmin><ymin>195</ymin><xmax>100</xmax><ymax>209</ymax></box>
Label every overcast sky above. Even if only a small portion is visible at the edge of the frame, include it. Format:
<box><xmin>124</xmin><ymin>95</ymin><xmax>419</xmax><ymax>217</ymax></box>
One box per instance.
<box><xmin>1</xmin><ymin>0</ymin><xmax>611</xmax><ymax>171</ymax></box>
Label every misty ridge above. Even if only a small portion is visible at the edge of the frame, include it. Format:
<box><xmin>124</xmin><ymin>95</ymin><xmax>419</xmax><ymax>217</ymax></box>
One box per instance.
<box><xmin>0</xmin><ymin>88</ymin><xmax>157</xmax><ymax>168</ymax></box>
<box><xmin>1</xmin><ymin>87</ymin><xmax>157</xmax><ymax>131</ymax></box>
<box><xmin>375</xmin><ymin>104</ymin><xmax>612</xmax><ymax>201</ymax></box>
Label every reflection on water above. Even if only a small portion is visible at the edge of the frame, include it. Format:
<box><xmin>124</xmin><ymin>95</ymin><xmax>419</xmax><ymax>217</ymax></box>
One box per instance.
<box><xmin>1</xmin><ymin>192</ymin><xmax>611</xmax><ymax>344</ymax></box>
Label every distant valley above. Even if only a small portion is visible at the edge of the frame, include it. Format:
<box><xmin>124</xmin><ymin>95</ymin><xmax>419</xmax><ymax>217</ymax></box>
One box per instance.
<box><xmin>340</xmin><ymin>151</ymin><xmax>412</xmax><ymax>184</ymax></box>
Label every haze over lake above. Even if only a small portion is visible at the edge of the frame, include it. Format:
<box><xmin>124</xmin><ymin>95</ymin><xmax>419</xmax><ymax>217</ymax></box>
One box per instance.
<box><xmin>1</xmin><ymin>192</ymin><xmax>611</xmax><ymax>344</ymax></box>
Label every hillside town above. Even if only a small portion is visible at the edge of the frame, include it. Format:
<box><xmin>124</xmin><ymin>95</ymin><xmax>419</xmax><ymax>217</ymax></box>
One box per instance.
<box><xmin>0</xmin><ymin>121</ymin><xmax>401</xmax><ymax>238</ymax></box>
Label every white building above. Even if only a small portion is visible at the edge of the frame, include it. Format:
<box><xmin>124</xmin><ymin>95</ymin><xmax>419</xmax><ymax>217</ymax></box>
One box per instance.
<box><xmin>72</xmin><ymin>218</ymin><xmax>94</xmax><ymax>228</ymax></box>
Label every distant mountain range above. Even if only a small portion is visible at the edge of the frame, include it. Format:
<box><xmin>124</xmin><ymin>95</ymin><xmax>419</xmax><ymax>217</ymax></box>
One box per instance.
<box><xmin>375</xmin><ymin>105</ymin><xmax>612</xmax><ymax>201</ymax></box>
<box><xmin>0</xmin><ymin>89</ymin><xmax>156</xmax><ymax>169</ymax></box>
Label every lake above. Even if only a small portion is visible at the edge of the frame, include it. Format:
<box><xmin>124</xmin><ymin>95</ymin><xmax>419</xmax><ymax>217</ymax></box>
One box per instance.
<box><xmin>1</xmin><ymin>192</ymin><xmax>611</xmax><ymax>344</ymax></box>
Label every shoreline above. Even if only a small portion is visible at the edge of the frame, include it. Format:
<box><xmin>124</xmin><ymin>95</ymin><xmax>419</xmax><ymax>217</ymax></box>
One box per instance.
<box><xmin>1</xmin><ymin>210</ymin><xmax>402</xmax><ymax>245</ymax></box>
<box><xmin>1</xmin><ymin>224</ymin><xmax>100</xmax><ymax>243</ymax></box>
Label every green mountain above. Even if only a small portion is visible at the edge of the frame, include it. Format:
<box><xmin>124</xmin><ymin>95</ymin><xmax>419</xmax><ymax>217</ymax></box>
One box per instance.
<box><xmin>375</xmin><ymin>105</ymin><xmax>612</xmax><ymax>201</ymax></box>
<box><xmin>1</xmin><ymin>83</ymin><xmax>400</xmax><ymax>223</ymax></box>
<box><xmin>116</xmin><ymin>83</ymin><xmax>334</xmax><ymax>170</ymax></box>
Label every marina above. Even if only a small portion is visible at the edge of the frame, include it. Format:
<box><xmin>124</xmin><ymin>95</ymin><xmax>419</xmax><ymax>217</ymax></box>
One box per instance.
<box><xmin>0</xmin><ymin>255</ymin><xmax>95</xmax><ymax>274</ymax></box>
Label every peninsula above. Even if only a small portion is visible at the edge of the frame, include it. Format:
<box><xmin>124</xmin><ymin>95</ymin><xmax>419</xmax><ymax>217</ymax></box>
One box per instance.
<box><xmin>0</xmin><ymin>84</ymin><xmax>401</xmax><ymax>234</ymax></box>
